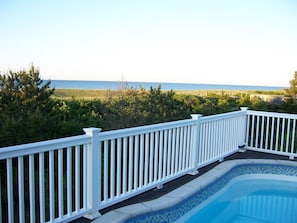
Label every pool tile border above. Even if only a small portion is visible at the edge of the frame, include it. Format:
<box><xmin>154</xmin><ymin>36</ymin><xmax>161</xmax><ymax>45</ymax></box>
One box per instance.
<box><xmin>92</xmin><ymin>159</ymin><xmax>297</xmax><ymax>223</ymax></box>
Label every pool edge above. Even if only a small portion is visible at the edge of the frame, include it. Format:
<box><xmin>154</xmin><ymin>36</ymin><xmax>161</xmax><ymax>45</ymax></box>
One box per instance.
<box><xmin>91</xmin><ymin>159</ymin><xmax>297</xmax><ymax>223</ymax></box>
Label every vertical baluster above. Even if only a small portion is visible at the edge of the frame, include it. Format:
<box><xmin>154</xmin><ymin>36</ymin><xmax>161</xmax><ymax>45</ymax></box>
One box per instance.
<box><xmin>83</xmin><ymin>144</ymin><xmax>87</xmax><ymax>209</ymax></box>
<box><xmin>158</xmin><ymin>130</ymin><xmax>164</xmax><ymax>180</ymax></box>
<box><xmin>75</xmin><ymin>146</ymin><xmax>80</xmax><ymax>211</ymax></box>
<box><xmin>275</xmin><ymin>117</ymin><xmax>280</xmax><ymax>151</ymax></box>
<box><xmin>181</xmin><ymin>126</ymin><xmax>187</xmax><ymax>170</ymax></box>
<box><xmin>255</xmin><ymin>115</ymin><xmax>260</xmax><ymax>148</ymax></box>
<box><xmin>116</xmin><ymin>138</ymin><xmax>122</xmax><ymax>195</ymax></box>
<box><xmin>265</xmin><ymin>117</ymin><xmax>270</xmax><ymax>150</ymax></box>
<box><xmin>229</xmin><ymin>118</ymin><xmax>234</xmax><ymax>150</ymax></box>
<box><xmin>154</xmin><ymin>131</ymin><xmax>159</xmax><ymax>181</ymax></box>
<box><xmin>286</xmin><ymin>119</ymin><xmax>291</xmax><ymax>153</ymax></box>
<box><xmin>228</xmin><ymin>119</ymin><xmax>233</xmax><ymax>151</ymax></box>
<box><xmin>224</xmin><ymin>118</ymin><xmax>229</xmax><ymax>151</ymax></box>
<box><xmin>29</xmin><ymin>154</ymin><xmax>35</xmax><ymax>222</ymax></box>
<box><xmin>234</xmin><ymin>117</ymin><xmax>239</xmax><ymax>148</ymax></box>
<box><xmin>229</xmin><ymin>118</ymin><xmax>233</xmax><ymax>151</ymax></box>
<box><xmin>199</xmin><ymin>123</ymin><xmax>205</xmax><ymax>164</ymax></box>
<box><xmin>184</xmin><ymin>126</ymin><xmax>189</xmax><ymax>169</ymax></box>
<box><xmin>123</xmin><ymin>137</ymin><xmax>128</xmax><ymax>194</ymax></box>
<box><xmin>216</xmin><ymin>120</ymin><xmax>221</xmax><ymax>157</ymax></box>
<box><xmin>223</xmin><ymin>119</ymin><xmax>228</xmax><ymax>153</ymax></box>
<box><xmin>245</xmin><ymin>114</ymin><xmax>250</xmax><ymax>146</ymax></box>
<box><xmin>18</xmin><ymin>157</ymin><xmax>24</xmax><ymax>223</ymax></box>
<box><xmin>209</xmin><ymin>122</ymin><xmax>213</xmax><ymax>160</ymax></box>
<box><xmin>227</xmin><ymin>118</ymin><xmax>232</xmax><ymax>151</ymax></box>
<box><xmin>217</xmin><ymin>120</ymin><xmax>221</xmax><ymax>153</ymax></box>
<box><xmin>144</xmin><ymin>133</ymin><xmax>149</xmax><ymax>185</ymax></box>
<box><xmin>67</xmin><ymin>147</ymin><xmax>72</xmax><ymax>215</ymax></box>
<box><xmin>240</xmin><ymin>112</ymin><xmax>247</xmax><ymax>145</ymax></box>
<box><xmin>29</xmin><ymin>154</ymin><xmax>36</xmax><ymax>223</ymax></box>
<box><xmin>39</xmin><ymin>153</ymin><xmax>45</xmax><ymax>222</ymax></box>
<box><xmin>238</xmin><ymin>116</ymin><xmax>242</xmax><ymax>147</ymax></box>
<box><xmin>270</xmin><ymin>117</ymin><xmax>275</xmax><ymax>150</ymax></box>
<box><xmin>167</xmin><ymin>129</ymin><xmax>172</xmax><ymax>176</ymax></box>
<box><xmin>174</xmin><ymin>128</ymin><xmax>179</xmax><ymax>173</ymax></box>
<box><xmin>7</xmin><ymin>158</ymin><xmax>14</xmax><ymax>223</ymax></box>
<box><xmin>171</xmin><ymin>128</ymin><xmax>176</xmax><ymax>174</ymax></box>
<box><xmin>233</xmin><ymin>117</ymin><xmax>238</xmax><ymax>148</ymax></box>
<box><xmin>128</xmin><ymin>136</ymin><xmax>133</xmax><ymax>192</ymax></box>
<box><xmin>290</xmin><ymin>119</ymin><xmax>296</xmax><ymax>156</ymax></box>
<box><xmin>163</xmin><ymin>130</ymin><xmax>168</xmax><ymax>178</ymax></box>
<box><xmin>103</xmin><ymin>141</ymin><xmax>108</xmax><ymax>201</ymax></box>
<box><xmin>58</xmin><ymin>149</ymin><xmax>63</xmax><ymax>218</ymax></box>
<box><xmin>260</xmin><ymin>116</ymin><xmax>265</xmax><ymax>149</ymax></box>
<box><xmin>49</xmin><ymin>151</ymin><xmax>54</xmax><ymax>221</ymax></box>
<box><xmin>234</xmin><ymin>117</ymin><xmax>238</xmax><ymax>148</ymax></box>
<box><xmin>251</xmin><ymin>115</ymin><xmax>255</xmax><ymax>148</ymax></box>
<box><xmin>206</xmin><ymin>122</ymin><xmax>211</xmax><ymax>161</ymax></box>
<box><xmin>207</xmin><ymin>121</ymin><xmax>213</xmax><ymax>160</ymax></box>
<box><xmin>139</xmin><ymin>134</ymin><xmax>144</xmax><ymax>187</ymax></box>
<box><xmin>187</xmin><ymin>126</ymin><xmax>192</xmax><ymax>167</ymax></box>
<box><xmin>233</xmin><ymin>117</ymin><xmax>237</xmax><ymax>148</ymax></box>
<box><xmin>215</xmin><ymin>120</ymin><xmax>220</xmax><ymax>155</ymax></box>
<box><xmin>228</xmin><ymin>118</ymin><xmax>232</xmax><ymax>150</ymax></box>
<box><xmin>280</xmin><ymin>118</ymin><xmax>285</xmax><ymax>152</ymax></box>
<box><xmin>149</xmin><ymin>133</ymin><xmax>154</xmax><ymax>183</ymax></box>
<box><xmin>203</xmin><ymin>122</ymin><xmax>210</xmax><ymax>160</ymax></box>
<box><xmin>212</xmin><ymin>120</ymin><xmax>216</xmax><ymax>157</ymax></box>
<box><xmin>179</xmin><ymin>127</ymin><xmax>184</xmax><ymax>171</ymax></box>
<box><xmin>134</xmin><ymin>135</ymin><xmax>139</xmax><ymax>189</ymax></box>
<box><xmin>183</xmin><ymin>127</ymin><xmax>188</xmax><ymax>168</ymax></box>
<box><xmin>110</xmin><ymin>140</ymin><xmax>115</xmax><ymax>198</ymax></box>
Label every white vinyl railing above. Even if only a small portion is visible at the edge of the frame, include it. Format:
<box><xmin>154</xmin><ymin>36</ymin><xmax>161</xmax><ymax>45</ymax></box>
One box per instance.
<box><xmin>194</xmin><ymin>109</ymin><xmax>247</xmax><ymax>169</ymax></box>
<box><xmin>246</xmin><ymin>110</ymin><xmax>297</xmax><ymax>159</ymax></box>
<box><xmin>94</xmin><ymin>118</ymin><xmax>197</xmax><ymax>210</ymax></box>
<box><xmin>0</xmin><ymin>135</ymin><xmax>92</xmax><ymax>223</ymax></box>
<box><xmin>0</xmin><ymin>108</ymin><xmax>296</xmax><ymax>222</ymax></box>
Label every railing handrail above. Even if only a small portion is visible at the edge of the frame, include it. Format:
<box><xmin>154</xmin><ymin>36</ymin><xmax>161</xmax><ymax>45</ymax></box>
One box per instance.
<box><xmin>98</xmin><ymin>118</ymin><xmax>195</xmax><ymax>141</ymax></box>
<box><xmin>0</xmin><ymin>134</ymin><xmax>91</xmax><ymax>159</ymax></box>
<box><xmin>247</xmin><ymin>110</ymin><xmax>297</xmax><ymax>119</ymax></box>
<box><xmin>200</xmin><ymin>110</ymin><xmax>246</xmax><ymax>123</ymax></box>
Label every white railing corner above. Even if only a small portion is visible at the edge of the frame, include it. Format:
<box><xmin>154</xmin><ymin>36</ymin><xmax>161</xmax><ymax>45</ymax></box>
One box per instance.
<box><xmin>240</xmin><ymin>107</ymin><xmax>249</xmax><ymax>150</ymax></box>
<box><xmin>83</xmin><ymin>128</ymin><xmax>102</xmax><ymax>219</ymax></box>
<box><xmin>240</xmin><ymin>107</ymin><xmax>249</xmax><ymax>112</ymax></box>
<box><xmin>189</xmin><ymin>114</ymin><xmax>203</xmax><ymax>175</ymax></box>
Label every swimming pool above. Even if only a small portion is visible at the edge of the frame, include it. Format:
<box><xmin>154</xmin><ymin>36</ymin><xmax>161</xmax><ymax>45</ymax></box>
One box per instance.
<box><xmin>176</xmin><ymin>176</ymin><xmax>297</xmax><ymax>223</ymax></box>
<box><xmin>94</xmin><ymin>160</ymin><xmax>297</xmax><ymax>223</ymax></box>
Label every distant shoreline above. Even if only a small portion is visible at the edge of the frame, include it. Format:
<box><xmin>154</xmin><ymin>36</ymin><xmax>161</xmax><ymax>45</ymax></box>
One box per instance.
<box><xmin>49</xmin><ymin>80</ymin><xmax>287</xmax><ymax>91</ymax></box>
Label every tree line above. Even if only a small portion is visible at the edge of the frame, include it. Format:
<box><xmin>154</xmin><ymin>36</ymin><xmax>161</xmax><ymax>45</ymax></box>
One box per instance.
<box><xmin>1</xmin><ymin>66</ymin><xmax>297</xmax><ymax>147</ymax></box>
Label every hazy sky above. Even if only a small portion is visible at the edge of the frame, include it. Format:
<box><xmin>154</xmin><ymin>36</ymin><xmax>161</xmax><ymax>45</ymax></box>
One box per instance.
<box><xmin>1</xmin><ymin>0</ymin><xmax>296</xmax><ymax>86</ymax></box>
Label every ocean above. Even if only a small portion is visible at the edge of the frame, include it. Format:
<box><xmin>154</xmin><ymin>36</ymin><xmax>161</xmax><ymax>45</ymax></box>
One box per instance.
<box><xmin>48</xmin><ymin>80</ymin><xmax>286</xmax><ymax>91</ymax></box>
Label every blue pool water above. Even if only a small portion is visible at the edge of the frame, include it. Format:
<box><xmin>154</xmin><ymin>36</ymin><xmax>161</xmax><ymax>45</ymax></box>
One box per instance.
<box><xmin>125</xmin><ymin>164</ymin><xmax>297</xmax><ymax>223</ymax></box>
<box><xmin>177</xmin><ymin>177</ymin><xmax>297</xmax><ymax>223</ymax></box>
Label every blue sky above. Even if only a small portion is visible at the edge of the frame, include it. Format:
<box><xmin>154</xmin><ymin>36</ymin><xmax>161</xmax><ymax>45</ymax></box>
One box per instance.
<box><xmin>1</xmin><ymin>0</ymin><xmax>296</xmax><ymax>87</ymax></box>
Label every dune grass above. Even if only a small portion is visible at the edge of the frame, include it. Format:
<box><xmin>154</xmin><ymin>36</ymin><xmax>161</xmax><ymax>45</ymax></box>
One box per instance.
<box><xmin>53</xmin><ymin>89</ymin><xmax>124</xmax><ymax>100</ymax></box>
<box><xmin>52</xmin><ymin>88</ymin><xmax>285</xmax><ymax>100</ymax></box>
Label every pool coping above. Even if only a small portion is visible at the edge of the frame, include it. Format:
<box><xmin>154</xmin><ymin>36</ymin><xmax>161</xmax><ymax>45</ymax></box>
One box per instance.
<box><xmin>92</xmin><ymin>159</ymin><xmax>297</xmax><ymax>223</ymax></box>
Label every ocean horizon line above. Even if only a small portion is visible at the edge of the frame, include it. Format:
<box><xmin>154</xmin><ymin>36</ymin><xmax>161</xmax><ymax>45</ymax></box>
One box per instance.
<box><xmin>48</xmin><ymin>79</ymin><xmax>287</xmax><ymax>91</ymax></box>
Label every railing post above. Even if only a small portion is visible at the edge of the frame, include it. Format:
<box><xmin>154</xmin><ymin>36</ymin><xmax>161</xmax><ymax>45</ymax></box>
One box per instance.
<box><xmin>83</xmin><ymin>128</ymin><xmax>102</xmax><ymax>219</ymax></box>
<box><xmin>189</xmin><ymin>114</ymin><xmax>202</xmax><ymax>175</ymax></box>
<box><xmin>240</xmin><ymin>107</ymin><xmax>248</xmax><ymax>151</ymax></box>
